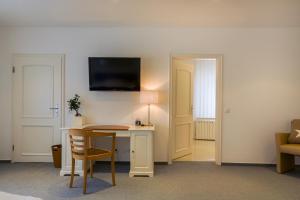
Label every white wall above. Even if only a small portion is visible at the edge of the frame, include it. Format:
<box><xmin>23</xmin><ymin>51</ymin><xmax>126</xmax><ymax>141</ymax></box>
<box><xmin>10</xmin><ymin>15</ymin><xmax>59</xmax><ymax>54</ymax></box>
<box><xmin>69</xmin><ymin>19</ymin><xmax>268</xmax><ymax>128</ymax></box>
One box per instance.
<box><xmin>0</xmin><ymin>27</ymin><xmax>300</xmax><ymax>163</ymax></box>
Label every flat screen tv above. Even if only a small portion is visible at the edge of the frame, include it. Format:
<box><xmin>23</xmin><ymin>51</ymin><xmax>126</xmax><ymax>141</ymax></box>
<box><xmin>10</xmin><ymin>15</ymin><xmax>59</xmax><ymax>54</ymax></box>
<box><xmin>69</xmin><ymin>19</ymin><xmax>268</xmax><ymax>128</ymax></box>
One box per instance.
<box><xmin>89</xmin><ymin>57</ymin><xmax>140</xmax><ymax>91</ymax></box>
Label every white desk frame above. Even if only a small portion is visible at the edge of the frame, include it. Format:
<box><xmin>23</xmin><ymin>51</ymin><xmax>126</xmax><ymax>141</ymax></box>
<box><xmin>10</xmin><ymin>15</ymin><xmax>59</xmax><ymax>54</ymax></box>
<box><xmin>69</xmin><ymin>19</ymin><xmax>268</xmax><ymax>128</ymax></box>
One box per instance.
<box><xmin>60</xmin><ymin>125</ymin><xmax>155</xmax><ymax>177</ymax></box>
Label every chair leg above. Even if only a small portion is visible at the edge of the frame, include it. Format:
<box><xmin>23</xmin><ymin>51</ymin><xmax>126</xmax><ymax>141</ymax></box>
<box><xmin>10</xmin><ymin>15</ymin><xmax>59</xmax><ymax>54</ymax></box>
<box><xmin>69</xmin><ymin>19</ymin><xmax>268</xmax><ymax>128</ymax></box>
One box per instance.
<box><xmin>90</xmin><ymin>160</ymin><xmax>94</xmax><ymax>178</ymax></box>
<box><xmin>111</xmin><ymin>157</ymin><xmax>116</xmax><ymax>186</ymax></box>
<box><xmin>83</xmin><ymin>159</ymin><xmax>88</xmax><ymax>194</ymax></box>
<box><xmin>277</xmin><ymin>152</ymin><xmax>295</xmax><ymax>173</ymax></box>
<box><xmin>69</xmin><ymin>158</ymin><xmax>75</xmax><ymax>188</ymax></box>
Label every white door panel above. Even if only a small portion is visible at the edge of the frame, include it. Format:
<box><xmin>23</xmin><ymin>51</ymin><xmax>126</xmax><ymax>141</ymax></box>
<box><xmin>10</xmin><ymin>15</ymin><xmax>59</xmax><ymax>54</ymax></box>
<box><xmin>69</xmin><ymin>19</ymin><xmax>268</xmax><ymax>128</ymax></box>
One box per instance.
<box><xmin>175</xmin><ymin>123</ymin><xmax>192</xmax><ymax>154</ymax></box>
<box><xmin>172</xmin><ymin>59</ymin><xmax>194</xmax><ymax>160</ymax></box>
<box><xmin>13</xmin><ymin>54</ymin><xmax>63</xmax><ymax>162</ymax></box>
<box><xmin>23</xmin><ymin>65</ymin><xmax>54</xmax><ymax>118</ymax></box>
<box><xmin>176</xmin><ymin>69</ymin><xmax>192</xmax><ymax>116</ymax></box>
<box><xmin>21</xmin><ymin>126</ymin><xmax>53</xmax><ymax>156</ymax></box>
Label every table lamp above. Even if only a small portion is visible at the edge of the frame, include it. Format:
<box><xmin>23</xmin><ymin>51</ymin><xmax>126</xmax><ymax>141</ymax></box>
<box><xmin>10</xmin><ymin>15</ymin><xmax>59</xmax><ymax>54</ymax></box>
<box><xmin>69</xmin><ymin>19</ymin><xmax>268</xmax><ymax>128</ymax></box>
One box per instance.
<box><xmin>140</xmin><ymin>91</ymin><xmax>158</xmax><ymax>126</ymax></box>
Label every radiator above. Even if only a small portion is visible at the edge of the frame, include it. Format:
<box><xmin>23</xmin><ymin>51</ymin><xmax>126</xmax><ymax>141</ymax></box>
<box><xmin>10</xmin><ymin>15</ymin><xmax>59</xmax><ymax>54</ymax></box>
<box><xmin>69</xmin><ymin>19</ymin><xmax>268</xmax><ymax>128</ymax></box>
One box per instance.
<box><xmin>194</xmin><ymin>119</ymin><xmax>215</xmax><ymax>140</ymax></box>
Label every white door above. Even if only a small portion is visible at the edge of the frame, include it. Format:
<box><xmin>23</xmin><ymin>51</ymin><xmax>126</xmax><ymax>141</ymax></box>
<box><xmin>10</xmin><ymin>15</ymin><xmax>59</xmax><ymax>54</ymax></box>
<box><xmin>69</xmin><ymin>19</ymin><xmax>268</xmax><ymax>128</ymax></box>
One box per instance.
<box><xmin>172</xmin><ymin>58</ymin><xmax>194</xmax><ymax>160</ymax></box>
<box><xmin>13</xmin><ymin>54</ymin><xmax>64</xmax><ymax>162</ymax></box>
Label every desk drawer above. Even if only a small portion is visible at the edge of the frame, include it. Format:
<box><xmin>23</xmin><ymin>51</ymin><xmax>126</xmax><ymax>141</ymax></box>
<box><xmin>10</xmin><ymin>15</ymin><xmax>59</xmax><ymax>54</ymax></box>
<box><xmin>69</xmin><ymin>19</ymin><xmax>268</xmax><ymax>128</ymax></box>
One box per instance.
<box><xmin>116</xmin><ymin>131</ymin><xmax>130</xmax><ymax>137</ymax></box>
<box><xmin>93</xmin><ymin>130</ymin><xmax>130</xmax><ymax>137</ymax></box>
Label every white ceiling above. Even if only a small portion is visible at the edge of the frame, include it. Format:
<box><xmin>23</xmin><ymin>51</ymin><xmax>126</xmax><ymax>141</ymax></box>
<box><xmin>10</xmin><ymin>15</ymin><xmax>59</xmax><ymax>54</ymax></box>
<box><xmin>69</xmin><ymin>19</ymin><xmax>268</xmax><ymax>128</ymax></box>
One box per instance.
<box><xmin>0</xmin><ymin>0</ymin><xmax>299</xmax><ymax>27</ymax></box>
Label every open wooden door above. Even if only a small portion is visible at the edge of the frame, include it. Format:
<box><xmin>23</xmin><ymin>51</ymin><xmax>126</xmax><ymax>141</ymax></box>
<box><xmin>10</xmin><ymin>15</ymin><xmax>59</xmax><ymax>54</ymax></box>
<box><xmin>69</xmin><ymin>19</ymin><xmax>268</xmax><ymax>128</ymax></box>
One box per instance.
<box><xmin>171</xmin><ymin>58</ymin><xmax>194</xmax><ymax>160</ymax></box>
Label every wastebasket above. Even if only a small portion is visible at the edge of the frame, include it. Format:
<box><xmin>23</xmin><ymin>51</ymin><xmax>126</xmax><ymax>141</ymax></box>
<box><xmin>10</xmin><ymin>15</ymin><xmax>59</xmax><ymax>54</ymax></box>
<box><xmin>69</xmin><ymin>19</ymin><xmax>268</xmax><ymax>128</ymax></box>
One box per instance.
<box><xmin>51</xmin><ymin>144</ymin><xmax>62</xmax><ymax>168</ymax></box>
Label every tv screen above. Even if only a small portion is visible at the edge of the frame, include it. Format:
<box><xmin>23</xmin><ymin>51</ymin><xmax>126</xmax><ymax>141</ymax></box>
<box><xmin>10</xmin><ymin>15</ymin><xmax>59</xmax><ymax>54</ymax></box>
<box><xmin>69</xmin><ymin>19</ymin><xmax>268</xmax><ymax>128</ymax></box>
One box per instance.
<box><xmin>89</xmin><ymin>57</ymin><xmax>140</xmax><ymax>91</ymax></box>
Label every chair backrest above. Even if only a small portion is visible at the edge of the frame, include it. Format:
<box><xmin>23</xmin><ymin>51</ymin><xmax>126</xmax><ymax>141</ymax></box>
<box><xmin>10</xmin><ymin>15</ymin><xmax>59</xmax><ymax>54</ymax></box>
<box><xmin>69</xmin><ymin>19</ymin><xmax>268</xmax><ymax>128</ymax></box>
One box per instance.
<box><xmin>291</xmin><ymin>119</ymin><xmax>300</xmax><ymax>130</ymax></box>
<box><xmin>82</xmin><ymin>130</ymin><xmax>116</xmax><ymax>155</ymax></box>
<box><xmin>69</xmin><ymin>129</ymin><xmax>89</xmax><ymax>157</ymax></box>
<box><xmin>69</xmin><ymin>129</ymin><xmax>116</xmax><ymax>158</ymax></box>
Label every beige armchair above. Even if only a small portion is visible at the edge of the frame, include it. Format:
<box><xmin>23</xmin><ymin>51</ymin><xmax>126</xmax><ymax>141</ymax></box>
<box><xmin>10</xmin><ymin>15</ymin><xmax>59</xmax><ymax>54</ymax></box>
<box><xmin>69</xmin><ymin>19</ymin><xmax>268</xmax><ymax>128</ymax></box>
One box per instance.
<box><xmin>275</xmin><ymin>119</ymin><xmax>300</xmax><ymax>173</ymax></box>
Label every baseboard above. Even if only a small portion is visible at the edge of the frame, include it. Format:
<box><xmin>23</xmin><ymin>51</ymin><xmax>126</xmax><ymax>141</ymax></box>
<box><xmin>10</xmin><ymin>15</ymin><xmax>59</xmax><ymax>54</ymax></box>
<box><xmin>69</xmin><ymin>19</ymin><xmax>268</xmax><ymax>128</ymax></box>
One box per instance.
<box><xmin>222</xmin><ymin>163</ymin><xmax>300</xmax><ymax>168</ymax></box>
<box><xmin>0</xmin><ymin>160</ymin><xmax>11</xmax><ymax>163</ymax></box>
<box><xmin>222</xmin><ymin>162</ymin><xmax>276</xmax><ymax>166</ymax></box>
<box><xmin>155</xmin><ymin>162</ymin><xmax>168</xmax><ymax>165</ymax></box>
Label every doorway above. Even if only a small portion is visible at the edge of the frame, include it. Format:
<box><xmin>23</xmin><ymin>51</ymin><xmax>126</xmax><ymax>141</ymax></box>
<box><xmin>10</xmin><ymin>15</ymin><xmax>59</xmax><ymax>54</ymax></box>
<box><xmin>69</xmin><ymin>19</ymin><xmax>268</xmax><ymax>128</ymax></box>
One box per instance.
<box><xmin>169</xmin><ymin>54</ymin><xmax>222</xmax><ymax>165</ymax></box>
<box><xmin>12</xmin><ymin>54</ymin><xmax>65</xmax><ymax>162</ymax></box>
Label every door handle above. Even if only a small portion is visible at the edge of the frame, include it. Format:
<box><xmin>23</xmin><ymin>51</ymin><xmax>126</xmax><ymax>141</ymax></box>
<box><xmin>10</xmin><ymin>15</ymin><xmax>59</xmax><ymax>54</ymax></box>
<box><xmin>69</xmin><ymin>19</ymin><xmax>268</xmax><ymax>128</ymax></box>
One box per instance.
<box><xmin>49</xmin><ymin>104</ymin><xmax>59</xmax><ymax>114</ymax></box>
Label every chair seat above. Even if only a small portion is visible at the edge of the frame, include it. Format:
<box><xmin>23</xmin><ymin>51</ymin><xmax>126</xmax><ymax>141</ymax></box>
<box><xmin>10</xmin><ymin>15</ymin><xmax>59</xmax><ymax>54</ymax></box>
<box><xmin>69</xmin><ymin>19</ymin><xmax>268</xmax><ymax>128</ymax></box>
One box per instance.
<box><xmin>280</xmin><ymin>144</ymin><xmax>300</xmax><ymax>156</ymax></box>
<box><xmin>88</xmin><ymin>148</ymin><xmax>111</xmax><ymax>156</ymax></box>
<box><xmin>87</xmin><ymin>148</ymin><xmax>112</xmax><ymax>160</ymax></box>
<box><xmin>73</xmin><ymin>148</ymin><xmax>112</xmax><ymax>160</ymax></box>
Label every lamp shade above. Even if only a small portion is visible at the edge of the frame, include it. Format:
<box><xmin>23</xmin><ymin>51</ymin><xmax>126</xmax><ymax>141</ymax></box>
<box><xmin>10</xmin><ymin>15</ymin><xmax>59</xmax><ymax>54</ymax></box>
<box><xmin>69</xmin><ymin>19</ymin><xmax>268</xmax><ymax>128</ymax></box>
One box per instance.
<box><xmin>140</xmin><ymin>91</ymin><xmax>158</xmax><ymax>104</ymax></box>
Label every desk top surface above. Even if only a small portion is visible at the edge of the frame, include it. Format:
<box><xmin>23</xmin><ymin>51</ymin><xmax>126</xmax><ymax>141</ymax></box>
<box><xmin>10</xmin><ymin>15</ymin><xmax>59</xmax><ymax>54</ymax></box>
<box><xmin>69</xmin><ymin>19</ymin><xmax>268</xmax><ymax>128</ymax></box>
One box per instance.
<box><xmin>61</xmin><ymin>124</ymin><xmax>155</xmax><ymax>131</ymax></box>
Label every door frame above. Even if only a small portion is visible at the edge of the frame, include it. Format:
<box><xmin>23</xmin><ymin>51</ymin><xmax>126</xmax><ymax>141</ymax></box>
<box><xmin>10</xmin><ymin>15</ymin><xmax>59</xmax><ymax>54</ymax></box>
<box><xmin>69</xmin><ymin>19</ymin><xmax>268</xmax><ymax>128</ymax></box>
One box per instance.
<box><xmin>168</xmin><ymin>54</ymin><xmax>223</xmax><ymax>165</ymax></box>
<box><xmin>11</xmin><ymin>54</ymin><xmax>65</xmax><ymax>162</ymax></box>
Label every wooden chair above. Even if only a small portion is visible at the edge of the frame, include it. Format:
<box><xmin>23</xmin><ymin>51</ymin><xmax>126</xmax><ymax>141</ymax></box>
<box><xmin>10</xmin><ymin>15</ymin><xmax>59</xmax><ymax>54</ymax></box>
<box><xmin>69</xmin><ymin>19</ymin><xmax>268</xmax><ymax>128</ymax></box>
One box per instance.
<box><xmin>275</xmin><ymin>119</ymin><xmax>300</xmax><ymax>173</ymax></box>
<box><xmin>69</xmin><ymin>129</ymin><xmax>116</xmax><ymax>194</ymax></box>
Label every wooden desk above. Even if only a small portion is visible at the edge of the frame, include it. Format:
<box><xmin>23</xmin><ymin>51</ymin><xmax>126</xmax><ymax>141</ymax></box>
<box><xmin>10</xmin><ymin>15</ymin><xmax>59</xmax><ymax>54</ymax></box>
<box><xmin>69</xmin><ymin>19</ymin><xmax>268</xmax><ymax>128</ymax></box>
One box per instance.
<box><xmin>60</xmin><ymin>124</ymin><xmax>155</xmax><ymax>177</ymax></box>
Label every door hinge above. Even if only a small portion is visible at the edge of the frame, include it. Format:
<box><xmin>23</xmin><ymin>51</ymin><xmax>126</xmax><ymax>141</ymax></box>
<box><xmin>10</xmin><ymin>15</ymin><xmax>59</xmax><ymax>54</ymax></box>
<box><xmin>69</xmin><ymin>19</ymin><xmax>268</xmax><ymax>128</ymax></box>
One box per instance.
<box><xmin>12</xmin><ymin>145</ymin><xmax>15</xmax><ymax>151</ymax></box>
<box><xmin>12</xmin><ymin>66</ymin><xmax>15</xmax><ymax>73</ymax></box>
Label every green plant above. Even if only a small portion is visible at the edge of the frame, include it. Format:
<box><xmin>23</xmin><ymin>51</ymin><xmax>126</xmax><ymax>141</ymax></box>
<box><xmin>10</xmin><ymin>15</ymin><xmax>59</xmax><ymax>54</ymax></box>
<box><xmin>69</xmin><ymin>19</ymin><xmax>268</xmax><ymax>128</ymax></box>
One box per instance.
<box><xmin>67</xmin><ymin>94</ymin><xmax>81</xmax><ymax>116</ymax></box>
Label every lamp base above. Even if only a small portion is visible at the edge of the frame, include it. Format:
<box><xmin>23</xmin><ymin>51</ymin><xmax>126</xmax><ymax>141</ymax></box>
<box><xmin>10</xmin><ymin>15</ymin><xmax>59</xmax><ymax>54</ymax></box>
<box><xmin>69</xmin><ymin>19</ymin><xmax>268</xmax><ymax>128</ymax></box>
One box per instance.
<box><xmin>146</xmin><ymin>104</ymin><xmax>153</xmax><ymax>127</ymax></box>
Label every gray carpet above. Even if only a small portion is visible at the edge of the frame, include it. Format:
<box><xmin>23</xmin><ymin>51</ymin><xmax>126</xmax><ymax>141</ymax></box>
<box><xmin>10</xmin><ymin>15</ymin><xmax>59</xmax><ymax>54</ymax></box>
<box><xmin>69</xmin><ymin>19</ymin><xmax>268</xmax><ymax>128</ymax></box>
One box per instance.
<box><xmin>0</xmin><ymin>162</ymin><xmax>300</xmax><ymax>200</ymax></box>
